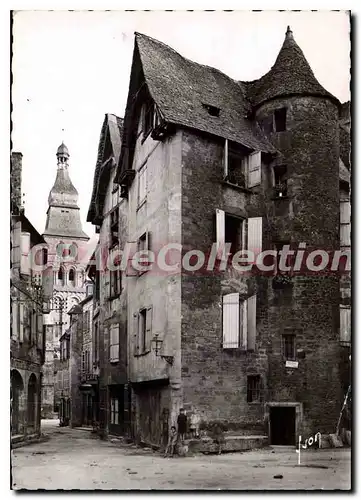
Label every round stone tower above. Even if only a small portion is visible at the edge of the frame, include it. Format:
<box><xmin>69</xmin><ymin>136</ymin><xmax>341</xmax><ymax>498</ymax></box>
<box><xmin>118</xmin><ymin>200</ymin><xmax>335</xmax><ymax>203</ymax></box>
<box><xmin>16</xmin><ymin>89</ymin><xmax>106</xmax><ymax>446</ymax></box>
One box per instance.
<box><xmin>248</xmin><ymin>27</ymin><xmax>342</xmax><ymax>437</ymax></box>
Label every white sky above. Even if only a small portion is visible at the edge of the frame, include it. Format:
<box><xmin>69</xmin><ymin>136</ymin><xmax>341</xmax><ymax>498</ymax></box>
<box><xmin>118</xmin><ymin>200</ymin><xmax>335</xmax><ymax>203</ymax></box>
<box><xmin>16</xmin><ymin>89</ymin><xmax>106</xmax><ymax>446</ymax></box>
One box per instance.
<box><xmin>12</xmin><ymin>10</ymin><xmax>351</xmax><ymax>246</ymax></box>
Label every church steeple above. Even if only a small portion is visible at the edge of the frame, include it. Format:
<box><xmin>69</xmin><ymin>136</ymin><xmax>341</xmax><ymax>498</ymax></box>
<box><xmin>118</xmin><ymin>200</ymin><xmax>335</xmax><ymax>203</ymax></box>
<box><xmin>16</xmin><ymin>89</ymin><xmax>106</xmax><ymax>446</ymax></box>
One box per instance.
<box><xmin>43</xmin><ymin>143</ymin><xmax>89</xmax><ymax>240</ymax></box>
<box><xmin>48</xmin><ymin>143</ymin><xmax>79</xmax><ymax>208</ymax></box>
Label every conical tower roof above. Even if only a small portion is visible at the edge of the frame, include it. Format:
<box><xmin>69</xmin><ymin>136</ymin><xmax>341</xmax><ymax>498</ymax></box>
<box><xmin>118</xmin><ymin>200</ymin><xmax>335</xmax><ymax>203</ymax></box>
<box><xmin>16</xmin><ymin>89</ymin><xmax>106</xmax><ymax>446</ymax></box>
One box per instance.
<box><xmin>246</xmin><ymin>26</ymin><xmax>340</xmax><ymax>109</ymax></box>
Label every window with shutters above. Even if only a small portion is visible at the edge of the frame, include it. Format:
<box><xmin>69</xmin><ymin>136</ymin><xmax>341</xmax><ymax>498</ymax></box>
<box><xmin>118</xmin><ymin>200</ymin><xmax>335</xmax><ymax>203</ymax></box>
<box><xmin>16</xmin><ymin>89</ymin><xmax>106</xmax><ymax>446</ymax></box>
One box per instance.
<box><xmin>246</xmin><ymin>151</ymin><xmax>261</xmax><ymax>188</ymax></box>
<box><xmin>222</xmin><ymin>293</ymin><xmax>257</xmax><ymax>350</ymax></box>
<box><xmin>247</xmin><ymin>375</ymin><xmax>263</xmax><ymax>403</ymax></box>
<box><xmin>110</xmin><ymin>398</ymin><xmax>119</xmax><ymax>425</ymax></box>
<box><xmin>224</xmin><ymin>214</ymin><xmax>245</xmax><ymax>257</ymax></box>
<box><xmin>137</xmin><ymin>163</ymin><xmax>147</xmax><ymax>207</ymax></box>
<box><xmin>136</xmin><ymin>307</ymin><xmax>152</xmax><ymax>356</ymax></box>
<box><xmin>223</xmin><ymin>140</ymin><xmax>246</xmax><ymax>187</ymax></box>
<box><xmin>282</xmin><ymin>334</ymin><xmax>296</xmax><ymax>360</ymax></box>
<box><xmin>340</xmin><ymin>200</ymin><xmax>351</xmax><ymax>247</ymax></box>
<box><xmin>340</xmin><ymin>306</ymin><xmax>351</xmax><ymax>345</ymax></box>
<box><xmin>109</xmin><ymin>324</ymin><xmax>119</xmax><ymax>363</ymax></box>
<box><xmin>216</xmin><ymin>210</ymin><xmax>262</xmax><ymax>265</ymax></box>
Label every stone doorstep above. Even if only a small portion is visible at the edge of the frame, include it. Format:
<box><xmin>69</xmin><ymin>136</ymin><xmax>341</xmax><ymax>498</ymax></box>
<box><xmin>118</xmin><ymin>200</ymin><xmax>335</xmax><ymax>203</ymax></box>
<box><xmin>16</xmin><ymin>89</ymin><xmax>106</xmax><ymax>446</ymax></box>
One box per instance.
<box><xmin>186</xmin><ymin>435</ymin><xmax>269</xmax><ymax>455</ymax></box>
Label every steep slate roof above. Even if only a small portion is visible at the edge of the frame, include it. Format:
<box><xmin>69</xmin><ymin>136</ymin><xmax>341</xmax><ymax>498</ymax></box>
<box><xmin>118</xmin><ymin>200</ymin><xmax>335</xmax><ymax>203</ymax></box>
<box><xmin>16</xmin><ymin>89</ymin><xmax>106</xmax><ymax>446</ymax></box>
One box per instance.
<box><xmin>87</xmin><ymin>114</ymin><xmax>123</xmax><ymax>223</ymax></box>
<box><xmin>133</xmin><ymin>32</ymin><xmax>276</xmax><ymax>153</ymax></box>
<box><xmin>245</xmin><ymin>27</ymin><xmax>340</xmax><ymax>109</ymax></box>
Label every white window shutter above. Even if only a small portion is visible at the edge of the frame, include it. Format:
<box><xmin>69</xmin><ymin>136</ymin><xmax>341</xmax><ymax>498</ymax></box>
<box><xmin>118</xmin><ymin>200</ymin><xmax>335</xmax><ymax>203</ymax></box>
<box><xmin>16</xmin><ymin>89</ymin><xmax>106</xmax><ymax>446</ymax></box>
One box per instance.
<box><xmin>134</xmin><ymin>312</ymin><xmax>139</xmax><ymax>355</ymax></box>
<box><xmin>340</xmin><ymin>224</ymin><xmax>351</xmax><ymax>247</ymax></box>
<box><xmin>340</xmin><ymin>201</ymin><xmax>351</xmax><ymax>224</ymax></box>
<box><xmin>223</xmin><ymin>293</ymin><xmax>239</xmax><ymax>348</ymax></box>
<box><xmin>216</xmin><ymin>209</ymin><xmax>225</xmax><ymax>260</ymax></box>
<box><xmin>146</xmin><ymin>306</ymin><xmax>153</xmax><ymax>353</ymax></box>
<box><xmin>115</xmin><ymin>325</ymin><xmax>119</xmax><ymax>361</ymax></box>
<box><xmin>247</xmin><ymin>217</ymin><xmax>262</xmax><ymax>259</ymax></box>
<box><xmin>241</xmin><ymin>299</ymin><xmax>247</xmax><ymax>349</ymax></box>
<box><xmin>247</xmin><ymin>152</ymin><xmax>261</xmax><ymax>188</ymax></box>
<box><xmin>340</xmin><ymin>306</ymin><xmax>351</xmax><ymax>343</ymax></box>
<box><xmin>247</xmin><ymin>295</ymin><xmax>257</xmax><ymax>351</ymax></box>
<box><xmin>223</xmin><ymin>139</ymin><xmax>228</xmax><ymax>178</ymax></box>
<box><xmin>20</xmin><ymin>232</ymin><xmax>31</xmax><ymax>275</ymax></box>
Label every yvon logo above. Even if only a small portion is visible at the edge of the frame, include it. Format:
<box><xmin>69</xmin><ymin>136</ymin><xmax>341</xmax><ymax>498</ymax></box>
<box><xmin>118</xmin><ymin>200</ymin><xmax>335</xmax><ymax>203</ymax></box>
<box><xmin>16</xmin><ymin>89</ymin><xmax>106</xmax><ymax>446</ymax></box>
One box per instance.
<box><xmin>296</xmin><ymin>432</ymin><xmax>322</xmax><ymax>465</ymax></box>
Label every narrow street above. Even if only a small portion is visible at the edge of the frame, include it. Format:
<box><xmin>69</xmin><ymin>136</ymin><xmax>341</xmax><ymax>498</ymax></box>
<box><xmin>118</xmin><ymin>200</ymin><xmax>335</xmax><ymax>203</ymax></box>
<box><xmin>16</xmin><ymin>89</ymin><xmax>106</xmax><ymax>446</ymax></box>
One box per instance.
<box><xmin>11</xmin><ymin>420</ymin><xmax>351</xmax><ymax>490</ymax></box>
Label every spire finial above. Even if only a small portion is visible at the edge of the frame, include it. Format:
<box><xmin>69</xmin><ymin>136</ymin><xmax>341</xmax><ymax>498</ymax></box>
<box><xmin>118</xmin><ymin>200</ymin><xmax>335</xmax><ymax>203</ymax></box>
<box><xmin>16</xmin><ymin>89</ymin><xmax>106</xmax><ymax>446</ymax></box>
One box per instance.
<box><xmin>286</xmin><ymin>26</ymin><xmax>294</xmax><ymax>40</ymax></box>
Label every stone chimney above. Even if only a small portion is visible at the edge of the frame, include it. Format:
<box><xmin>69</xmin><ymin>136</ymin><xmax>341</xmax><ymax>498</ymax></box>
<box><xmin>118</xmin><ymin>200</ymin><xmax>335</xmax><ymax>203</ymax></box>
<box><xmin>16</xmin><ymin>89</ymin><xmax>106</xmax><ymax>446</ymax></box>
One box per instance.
<box><xmin>11</xmin><ymin>152</ymin><xmax>23</xmax><ymax>212</ymax></box>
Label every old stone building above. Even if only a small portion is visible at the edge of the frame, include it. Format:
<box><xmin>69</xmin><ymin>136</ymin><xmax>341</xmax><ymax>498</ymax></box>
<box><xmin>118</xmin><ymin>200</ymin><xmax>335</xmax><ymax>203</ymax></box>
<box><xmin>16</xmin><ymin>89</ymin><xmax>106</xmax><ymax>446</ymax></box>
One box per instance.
<box><xmin>41</xmin><ymin>143</ymin><xmax>90</xmax><ymax>418</ymax></box>
<box><xmin>84</xmin><ymin>27</ymin><xmax>350</xmax><ymax>448</ymax></box>
<box><xmin>10</xmin><ymin>152</ymin><xmax>52</xmax><ymax>443</ymax></box>
<box><xmin>87</xmin><ymin>114</ymin><xmax>130</xmax><ymax>438</ymax></box>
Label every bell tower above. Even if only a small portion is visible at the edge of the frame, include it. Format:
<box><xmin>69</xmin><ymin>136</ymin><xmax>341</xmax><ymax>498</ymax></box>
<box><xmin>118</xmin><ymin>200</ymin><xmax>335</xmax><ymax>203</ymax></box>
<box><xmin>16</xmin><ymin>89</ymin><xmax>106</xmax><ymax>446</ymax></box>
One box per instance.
<box><xmin>41</xmin><ymin>142</ymin><xmax>90</xmax><ymax>419</ymax></box>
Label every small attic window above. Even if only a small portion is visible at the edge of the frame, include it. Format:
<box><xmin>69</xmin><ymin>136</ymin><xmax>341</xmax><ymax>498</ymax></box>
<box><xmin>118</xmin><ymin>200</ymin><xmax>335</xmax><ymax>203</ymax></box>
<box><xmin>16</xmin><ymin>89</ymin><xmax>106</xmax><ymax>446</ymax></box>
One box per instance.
<box><xmin>274</xmin><ymin>108</ymin><xmax>287</xmax><ymax>132</ymax></box>
<box><xmin>202</xmin><ymin>103</ymin><xmax>220</xmax><ymax>117</ymax></box>
<box><xmin>143</xmin><ymin>100</ymin><xmax>155</xmax><ymax>139</ymax></box>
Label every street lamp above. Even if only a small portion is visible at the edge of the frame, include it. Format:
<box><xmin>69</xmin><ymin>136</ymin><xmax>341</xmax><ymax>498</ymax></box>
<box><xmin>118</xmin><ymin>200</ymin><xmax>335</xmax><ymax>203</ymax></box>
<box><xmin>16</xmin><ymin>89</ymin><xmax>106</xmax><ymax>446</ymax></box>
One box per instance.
<box><xmin>151</xmin><ymin>334</ymin><xmax>174</xmax><ymax>365</ymax></box>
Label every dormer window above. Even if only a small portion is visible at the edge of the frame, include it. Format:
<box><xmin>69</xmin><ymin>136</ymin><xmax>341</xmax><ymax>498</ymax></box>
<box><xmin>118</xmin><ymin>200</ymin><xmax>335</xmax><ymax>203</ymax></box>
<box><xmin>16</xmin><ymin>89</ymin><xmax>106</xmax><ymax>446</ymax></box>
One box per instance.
<box><xmin>202</xmin><ymin>103</ymin><xmax>220</xmax><ymax>117</ymax></box>
<box><xmin>143</xmin><ymin>100</ymin><xmax>155</xmax><ymax>139</ymax></box>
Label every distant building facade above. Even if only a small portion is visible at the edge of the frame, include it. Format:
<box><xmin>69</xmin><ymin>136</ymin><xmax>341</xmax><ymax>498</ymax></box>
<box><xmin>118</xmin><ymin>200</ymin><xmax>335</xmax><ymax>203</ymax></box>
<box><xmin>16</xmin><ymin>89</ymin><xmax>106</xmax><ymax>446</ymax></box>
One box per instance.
<box><xmin>87</xmin><ymin>114</ymin><xmax>130</xmax><ymax>438</ymax></box>
<box><xmin>41</xmin><ymin>143</ymin><xmax>89</xmax><ymax>418</ymax></box>
<box><xmin>10</xmin><ymin>152</ymin><xmax>52</xmax><ymax>443</ymax></box>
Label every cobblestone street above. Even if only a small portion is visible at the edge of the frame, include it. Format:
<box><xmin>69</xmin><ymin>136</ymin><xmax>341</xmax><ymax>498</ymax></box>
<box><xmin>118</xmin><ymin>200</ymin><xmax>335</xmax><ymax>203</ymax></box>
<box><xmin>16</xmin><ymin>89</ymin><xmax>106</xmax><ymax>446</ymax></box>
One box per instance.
<box><xmin>11</xmin><ymin>420</ymin><xmax>351</xmax><ymax>490</ymax></box>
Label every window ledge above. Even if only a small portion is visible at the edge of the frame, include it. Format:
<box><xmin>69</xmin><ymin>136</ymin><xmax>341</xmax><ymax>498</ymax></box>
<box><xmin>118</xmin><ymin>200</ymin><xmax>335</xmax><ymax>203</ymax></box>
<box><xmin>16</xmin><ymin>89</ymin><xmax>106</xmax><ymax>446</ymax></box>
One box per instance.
<box><xmin>221</xmin><ymin>180</ymin><xmax>253</xmax><ymax>194</ymax></box>
<box><xmin>109</xmin><ymin>360</ymin><xmax>119</xmax><ymax>364</ymax></box>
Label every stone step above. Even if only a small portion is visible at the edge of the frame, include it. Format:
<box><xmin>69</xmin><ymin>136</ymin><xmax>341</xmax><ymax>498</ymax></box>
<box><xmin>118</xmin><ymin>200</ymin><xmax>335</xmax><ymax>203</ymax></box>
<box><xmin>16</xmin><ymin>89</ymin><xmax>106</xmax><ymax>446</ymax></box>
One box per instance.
<box><xmin>183</xmin><ymin>435</ymin><xmax>269</xmax><ymax>455</ymax></box>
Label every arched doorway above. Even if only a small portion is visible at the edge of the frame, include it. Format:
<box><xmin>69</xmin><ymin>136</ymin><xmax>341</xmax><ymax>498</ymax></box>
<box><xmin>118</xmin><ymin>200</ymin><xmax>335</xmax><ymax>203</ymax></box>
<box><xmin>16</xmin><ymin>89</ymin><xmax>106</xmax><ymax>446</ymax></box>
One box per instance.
<box><xmin>11</xmin><ymin>370</ymin><xmax>24</xmax><ymax>435</ymax></box>
<box><xmin>27</xmin><ymin>374</ymin><xmax>37</xmax><ymax>432</ymax></box>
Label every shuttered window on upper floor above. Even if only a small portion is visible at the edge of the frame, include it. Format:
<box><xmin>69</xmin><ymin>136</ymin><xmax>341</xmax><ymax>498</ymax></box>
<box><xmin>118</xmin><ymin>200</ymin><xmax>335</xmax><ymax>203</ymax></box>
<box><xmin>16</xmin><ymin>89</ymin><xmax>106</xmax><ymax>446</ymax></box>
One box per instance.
<box><xmin>340</xmin><ymin>200</ymin><xmax>351</xmax><ymax>247</ymax></box>
<box><xmin>216</xmin><ymin>209</ymin><xmax>262</xmax><ymax>263</ymax></box>
<box><xmin>222</xmin><ymin>293</ymin><xmax>257</xmax><ymax>350</ymax></box>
